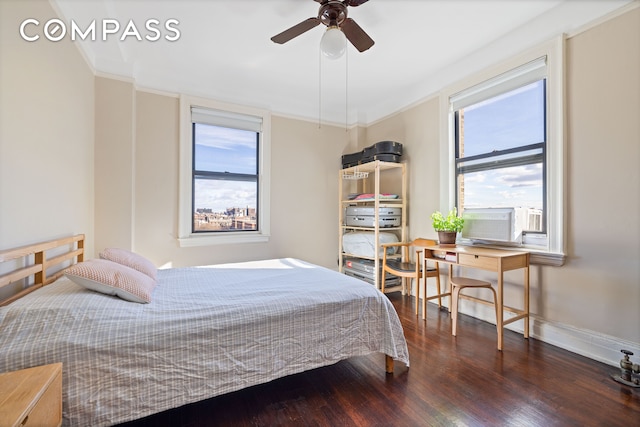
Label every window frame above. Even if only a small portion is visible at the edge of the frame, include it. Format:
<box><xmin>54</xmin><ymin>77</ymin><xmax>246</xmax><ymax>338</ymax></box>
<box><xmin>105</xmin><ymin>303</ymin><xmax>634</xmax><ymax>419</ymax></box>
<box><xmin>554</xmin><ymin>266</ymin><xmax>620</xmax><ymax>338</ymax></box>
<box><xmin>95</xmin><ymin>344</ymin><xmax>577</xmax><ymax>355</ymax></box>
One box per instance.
<box><xmin>178</xmin><ymin>95</ymin><xmax>271</xmax><ymax>247</ymax></box>
<box><xmin>439</xmin><ymin>36</ymin><xmax>566</xmax><ymax>265</ymax></box>
<box><xmin>454</xmin><ymin>79</ymin><xmax>547</xmax><ymax>235</ymax></box>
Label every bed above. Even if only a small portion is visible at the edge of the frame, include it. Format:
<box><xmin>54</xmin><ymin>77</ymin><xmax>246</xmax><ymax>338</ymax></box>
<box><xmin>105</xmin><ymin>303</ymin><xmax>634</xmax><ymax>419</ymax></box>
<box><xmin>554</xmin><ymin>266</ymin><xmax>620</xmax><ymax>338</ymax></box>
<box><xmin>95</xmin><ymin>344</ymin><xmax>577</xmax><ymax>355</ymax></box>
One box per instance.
<box><xmin>0</xmin><ymin>235</ymin><xmax>409</xmax><ymax>426</ymax></box>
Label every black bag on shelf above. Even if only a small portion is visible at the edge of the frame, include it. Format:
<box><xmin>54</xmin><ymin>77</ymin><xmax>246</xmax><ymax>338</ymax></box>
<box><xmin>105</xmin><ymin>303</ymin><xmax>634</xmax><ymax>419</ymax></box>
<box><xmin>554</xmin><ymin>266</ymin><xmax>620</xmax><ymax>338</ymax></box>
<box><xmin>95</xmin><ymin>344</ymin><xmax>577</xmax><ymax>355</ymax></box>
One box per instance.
<box><xmin>341</xmin><ymin>151</ymin><xmax>363</xmax><ymax>168</ymax></box>
<box><xmin>341</xmin><ymin>140</ymin><xmax>403</xmax><ymax>169</ymax></box>
<box><xmin>362</xmin><ymin>141</ymin><xmax>403</xmax><ymax>158</ymax></box>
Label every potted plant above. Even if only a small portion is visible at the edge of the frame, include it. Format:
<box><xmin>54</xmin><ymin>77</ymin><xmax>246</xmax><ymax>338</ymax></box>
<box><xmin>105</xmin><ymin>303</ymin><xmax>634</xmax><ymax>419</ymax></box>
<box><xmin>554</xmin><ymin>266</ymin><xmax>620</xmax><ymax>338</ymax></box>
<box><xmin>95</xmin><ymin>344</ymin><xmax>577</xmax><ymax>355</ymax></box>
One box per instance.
<box><xmin>431</xmin><ymin>208</ymin><xmax>464</xmax><ymax>245</ymax></box>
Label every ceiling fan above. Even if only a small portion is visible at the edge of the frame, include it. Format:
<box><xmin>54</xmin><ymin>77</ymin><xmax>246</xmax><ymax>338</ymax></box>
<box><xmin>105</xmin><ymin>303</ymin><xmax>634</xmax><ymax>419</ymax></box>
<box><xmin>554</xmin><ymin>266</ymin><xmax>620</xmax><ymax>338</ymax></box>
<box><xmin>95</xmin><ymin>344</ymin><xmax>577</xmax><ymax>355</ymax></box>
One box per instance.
<box><xmin>271</xmin><ymin>0</ymin><xmax>374</xmax><ymax>53</ymax></box>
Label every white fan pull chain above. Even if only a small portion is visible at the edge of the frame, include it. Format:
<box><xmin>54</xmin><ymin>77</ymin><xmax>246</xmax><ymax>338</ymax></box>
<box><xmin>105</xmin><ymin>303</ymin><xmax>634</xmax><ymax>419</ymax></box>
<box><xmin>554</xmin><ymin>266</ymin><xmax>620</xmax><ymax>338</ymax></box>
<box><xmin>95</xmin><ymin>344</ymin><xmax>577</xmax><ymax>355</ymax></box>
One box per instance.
<box><xmin>345</xmin><ymin>45</ymin><xmax>349</xmax><ymax>131</ymax></box>
<box><xmin>318</xmin><ymin>47</ymin><xmax>322</xmax><ymax>129</ymax></box>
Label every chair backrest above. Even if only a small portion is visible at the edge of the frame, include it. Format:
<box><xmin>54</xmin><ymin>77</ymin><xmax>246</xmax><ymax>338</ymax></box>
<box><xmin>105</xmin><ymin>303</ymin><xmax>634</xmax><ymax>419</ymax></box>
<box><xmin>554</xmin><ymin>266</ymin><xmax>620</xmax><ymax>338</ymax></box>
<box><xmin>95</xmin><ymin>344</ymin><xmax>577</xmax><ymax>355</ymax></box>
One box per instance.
<box><xmin>402</xmin><ymin>238</ymin><xmax>437</xmax><ymax>261</ymax></box>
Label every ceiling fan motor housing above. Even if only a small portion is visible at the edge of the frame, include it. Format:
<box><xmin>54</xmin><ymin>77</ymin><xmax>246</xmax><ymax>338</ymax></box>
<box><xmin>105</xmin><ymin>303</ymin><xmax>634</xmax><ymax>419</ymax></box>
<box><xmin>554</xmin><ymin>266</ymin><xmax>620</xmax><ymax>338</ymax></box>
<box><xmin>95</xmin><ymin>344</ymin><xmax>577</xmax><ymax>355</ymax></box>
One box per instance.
<box><xmin>319</xmin><ymin>1</ymin><xmax>348</xmax><ymax>27</ymax></box>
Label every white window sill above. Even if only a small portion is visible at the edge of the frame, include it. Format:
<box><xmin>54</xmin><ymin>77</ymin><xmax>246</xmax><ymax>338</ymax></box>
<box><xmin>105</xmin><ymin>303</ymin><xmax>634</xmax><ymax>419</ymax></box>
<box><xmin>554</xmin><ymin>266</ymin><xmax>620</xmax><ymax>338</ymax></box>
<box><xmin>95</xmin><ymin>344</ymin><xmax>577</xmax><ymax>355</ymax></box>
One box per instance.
<box><xmin>523</xmin><ymin>235</ymin><xmax>566</xmax><ymax>266</ymax></box>
<box><xmin>528</xmin><ymin>250</ymin><xmax>566</xmax><ymax>266</ymax></box>
<box><xmin>178</xmin><ymin>232</ymin><xmax>270</xmax><ymax>247</ymax></box>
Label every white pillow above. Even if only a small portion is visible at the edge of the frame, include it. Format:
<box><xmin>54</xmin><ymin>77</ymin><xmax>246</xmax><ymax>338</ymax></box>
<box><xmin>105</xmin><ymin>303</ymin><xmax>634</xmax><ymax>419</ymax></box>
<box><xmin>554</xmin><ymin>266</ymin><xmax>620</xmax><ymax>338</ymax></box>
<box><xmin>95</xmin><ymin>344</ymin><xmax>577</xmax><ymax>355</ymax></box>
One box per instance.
<box><xmin>65</xmin><ymin>259</ymin><xmax>157</xmax><ymax>303</ymax></box>
<box><xmin>99</xmin><ymin>248</ymin><xmax>157</xmax><ymax>280</ymax></box>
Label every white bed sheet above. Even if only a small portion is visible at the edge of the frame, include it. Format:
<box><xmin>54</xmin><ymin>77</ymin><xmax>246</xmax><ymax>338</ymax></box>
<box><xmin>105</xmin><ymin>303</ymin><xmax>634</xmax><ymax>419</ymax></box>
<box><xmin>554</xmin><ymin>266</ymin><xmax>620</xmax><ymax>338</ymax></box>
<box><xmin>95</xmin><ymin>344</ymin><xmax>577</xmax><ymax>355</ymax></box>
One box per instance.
<box><xmin>0</xmin><ymin>258</ymin><xmax>409</xmax><ymax>426</ymax></box>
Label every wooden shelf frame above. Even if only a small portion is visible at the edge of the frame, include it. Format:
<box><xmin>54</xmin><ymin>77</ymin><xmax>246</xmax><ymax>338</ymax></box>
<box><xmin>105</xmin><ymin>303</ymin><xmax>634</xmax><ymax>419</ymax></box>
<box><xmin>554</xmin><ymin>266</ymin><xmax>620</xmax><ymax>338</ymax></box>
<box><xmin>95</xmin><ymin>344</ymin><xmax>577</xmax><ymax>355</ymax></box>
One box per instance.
<box><xmin>338</xmin><ymin>161</ymin><xmax>407</xmax><ymax>290</ymax></box>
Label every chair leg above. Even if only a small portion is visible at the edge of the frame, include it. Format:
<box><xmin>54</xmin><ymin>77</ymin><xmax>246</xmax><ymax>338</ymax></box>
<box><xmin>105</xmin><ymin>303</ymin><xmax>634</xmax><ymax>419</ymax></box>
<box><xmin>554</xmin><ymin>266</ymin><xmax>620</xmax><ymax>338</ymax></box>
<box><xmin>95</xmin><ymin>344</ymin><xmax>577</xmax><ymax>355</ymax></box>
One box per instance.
<box><xmin>451</xmin><ymin>285</ymin><xmax>461</xmax><ymax>336</ymax></box>
<box><xmin>452</xmin><ymin>284</ymin><xmax>499</xmax><ymax>344</ymax></box>
<box><xmin>422</xmin><ymin>276</ymin><xmax>427</xmax><ymax>320</ymax></box>
<box><xmin>415</xmin><ymin>277</ymin><xmax>420</xmax><ymax>316</ymax></box>
<box><xmin>435</xmin><ymin>273</ymin><xmax>442</xmax><ymax>308</ymax></box>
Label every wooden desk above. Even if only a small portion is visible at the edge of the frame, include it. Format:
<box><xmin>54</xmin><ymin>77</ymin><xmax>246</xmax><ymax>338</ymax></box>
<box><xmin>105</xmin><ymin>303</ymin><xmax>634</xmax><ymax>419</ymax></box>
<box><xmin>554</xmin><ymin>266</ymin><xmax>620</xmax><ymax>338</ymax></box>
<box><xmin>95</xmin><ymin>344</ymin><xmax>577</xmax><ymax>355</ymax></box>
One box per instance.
<box><xmin>424</xmin><ymin>245</ymin><xmax>530</xmax><ymax>351</ymax></box>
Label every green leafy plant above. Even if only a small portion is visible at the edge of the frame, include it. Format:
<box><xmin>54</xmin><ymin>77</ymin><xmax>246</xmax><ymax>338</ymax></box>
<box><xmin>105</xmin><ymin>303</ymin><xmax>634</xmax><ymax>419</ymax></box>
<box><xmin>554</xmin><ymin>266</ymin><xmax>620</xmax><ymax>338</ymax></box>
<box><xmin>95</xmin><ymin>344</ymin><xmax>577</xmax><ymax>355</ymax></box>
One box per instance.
<box><xmin>431</xmin><ymin>208</ymin><xmax>465</xmax><ymax>232</ymax></box>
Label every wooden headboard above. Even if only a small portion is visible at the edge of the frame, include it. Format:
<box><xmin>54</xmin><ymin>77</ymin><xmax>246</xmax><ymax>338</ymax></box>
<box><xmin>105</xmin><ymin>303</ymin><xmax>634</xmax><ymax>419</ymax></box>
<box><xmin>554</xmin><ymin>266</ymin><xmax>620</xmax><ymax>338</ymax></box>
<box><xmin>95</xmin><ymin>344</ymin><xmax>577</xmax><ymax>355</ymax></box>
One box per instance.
<box><xmin>0</xmin><ymin>234</ymin><xmax>84</xmax><ymax>306</ymax></box>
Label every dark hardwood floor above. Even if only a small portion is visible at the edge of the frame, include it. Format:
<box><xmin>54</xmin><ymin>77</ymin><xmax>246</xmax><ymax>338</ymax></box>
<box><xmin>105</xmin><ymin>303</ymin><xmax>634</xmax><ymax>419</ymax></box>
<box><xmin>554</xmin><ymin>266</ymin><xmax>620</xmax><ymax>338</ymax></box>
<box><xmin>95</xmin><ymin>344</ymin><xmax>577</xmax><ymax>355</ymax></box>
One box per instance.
<box><xmin>119</xmin><ymin>292</ymin><xmax>639</xmax><ymax>426</ymax></box>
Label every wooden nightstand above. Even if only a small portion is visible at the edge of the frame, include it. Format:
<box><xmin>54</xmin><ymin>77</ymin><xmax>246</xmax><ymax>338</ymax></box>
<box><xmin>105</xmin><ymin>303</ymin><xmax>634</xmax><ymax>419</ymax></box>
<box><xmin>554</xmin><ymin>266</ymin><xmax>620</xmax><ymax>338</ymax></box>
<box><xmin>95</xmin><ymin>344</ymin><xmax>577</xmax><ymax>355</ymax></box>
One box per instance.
<box><xmin>0</xmin><ymin>363</ymin><xmax>62</xmax><ymax>427</ymax></box>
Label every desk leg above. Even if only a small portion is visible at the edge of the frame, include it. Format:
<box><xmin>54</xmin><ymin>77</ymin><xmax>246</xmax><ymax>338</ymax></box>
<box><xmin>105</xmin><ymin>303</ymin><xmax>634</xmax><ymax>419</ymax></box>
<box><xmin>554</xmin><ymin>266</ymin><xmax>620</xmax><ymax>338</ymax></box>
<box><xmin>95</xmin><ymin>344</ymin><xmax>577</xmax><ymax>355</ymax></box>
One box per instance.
<box><xmin>448</xmin><ymin>264</ymin><xmax>454</xmax><ymax>319</ymax></box>
<box><xmin>524</xmin><ymin>265</ymin><xmax>530</xmax><ymax>339</ymax></box>
<box><xmin>497</xmin><ymin>267</ymin><xmax>504</xmax><ymax>351</ymax></box>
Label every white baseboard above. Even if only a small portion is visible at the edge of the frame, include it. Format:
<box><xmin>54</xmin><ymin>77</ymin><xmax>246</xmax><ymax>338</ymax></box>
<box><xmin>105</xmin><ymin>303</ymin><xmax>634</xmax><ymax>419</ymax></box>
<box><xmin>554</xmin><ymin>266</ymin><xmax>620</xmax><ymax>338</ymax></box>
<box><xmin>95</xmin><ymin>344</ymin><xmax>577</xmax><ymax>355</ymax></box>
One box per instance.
<box><xmin>528</xmin><ymin>316</ymin><xmax>640</xmax><ymax>368</ymax></box>
<box><xmin>435</xmin><ymin>299</ymin><xmax>640</xmax><ymax>368</ymax></box>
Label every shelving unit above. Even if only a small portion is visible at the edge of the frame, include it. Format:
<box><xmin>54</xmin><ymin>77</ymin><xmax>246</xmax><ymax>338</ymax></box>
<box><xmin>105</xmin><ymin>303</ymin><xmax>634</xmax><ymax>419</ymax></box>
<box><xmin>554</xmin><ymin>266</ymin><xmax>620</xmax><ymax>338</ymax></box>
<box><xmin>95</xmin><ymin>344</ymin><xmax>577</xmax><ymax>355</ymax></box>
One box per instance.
<box><xmin>338</xmin><ymin>160</ymin><xmax>407</xmax><ymax>291</ymax></box>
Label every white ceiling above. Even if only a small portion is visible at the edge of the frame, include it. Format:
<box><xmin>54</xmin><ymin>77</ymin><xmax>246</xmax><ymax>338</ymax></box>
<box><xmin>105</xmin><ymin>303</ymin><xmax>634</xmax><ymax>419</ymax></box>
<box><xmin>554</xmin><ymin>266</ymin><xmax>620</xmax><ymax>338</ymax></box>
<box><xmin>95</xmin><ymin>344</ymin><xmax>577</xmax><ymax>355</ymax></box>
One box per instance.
<box><xmin>51</xmin><ymin>0</ymin><xmax>632</xmax><ymax>125</ymax></box>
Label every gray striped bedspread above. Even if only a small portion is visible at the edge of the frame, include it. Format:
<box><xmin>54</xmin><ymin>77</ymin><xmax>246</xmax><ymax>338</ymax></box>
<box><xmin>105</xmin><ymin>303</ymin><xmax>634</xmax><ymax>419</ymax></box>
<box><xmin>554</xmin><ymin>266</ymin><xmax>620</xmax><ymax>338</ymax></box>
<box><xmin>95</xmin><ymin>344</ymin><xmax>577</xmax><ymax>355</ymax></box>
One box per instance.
<box><xmin>0</xmin><ymin>258</ymin><xmax>409</xmax><ymax>426</ymax></box>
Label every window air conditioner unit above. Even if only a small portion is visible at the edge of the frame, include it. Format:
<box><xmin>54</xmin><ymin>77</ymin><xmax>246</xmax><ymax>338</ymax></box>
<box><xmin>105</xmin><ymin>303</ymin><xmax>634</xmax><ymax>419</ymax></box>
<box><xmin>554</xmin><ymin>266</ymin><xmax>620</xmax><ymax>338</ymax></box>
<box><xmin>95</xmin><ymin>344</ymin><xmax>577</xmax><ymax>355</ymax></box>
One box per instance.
<box><xmin>461</xmin><ymin>208</ymin><xmax>525</xmax><ymax>244</ymax></box>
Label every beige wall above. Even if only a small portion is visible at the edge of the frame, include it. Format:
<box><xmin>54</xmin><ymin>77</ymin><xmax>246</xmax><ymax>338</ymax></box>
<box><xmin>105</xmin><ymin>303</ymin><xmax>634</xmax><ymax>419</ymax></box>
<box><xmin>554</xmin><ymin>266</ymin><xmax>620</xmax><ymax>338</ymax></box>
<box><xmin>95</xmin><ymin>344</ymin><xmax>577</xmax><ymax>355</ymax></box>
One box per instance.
<box><xmin>0</xmin><ymin>0</ymin><xmax>94</xmax><ymax>254</ymax></box>
<box><xmin>94</xmin><ymin>77</ymin><xmax>135</xmax><ymax>253</ymax></box>
<box><xmin>269</xmin><ymin>116</ymin><xmax>354</xmax><ymax>268</ymax></box>
<box><xmin>366</xmin><ymin>98</ymin><xmax>442</xmax><ymax>240</ymax></box>
<box><xmin>559</xmin><ymin>7</ymin><xmax>639</xmax><ymax>341</ymax></box>
<box><xmin>132</xmin><ymin>91</ymin><xmax>181</xmax><ymax>266</ymax></box>
<box><xmin>364</xmin><ymin>8</ymin><xmax>640</xmax><ymax>347</ymax></box>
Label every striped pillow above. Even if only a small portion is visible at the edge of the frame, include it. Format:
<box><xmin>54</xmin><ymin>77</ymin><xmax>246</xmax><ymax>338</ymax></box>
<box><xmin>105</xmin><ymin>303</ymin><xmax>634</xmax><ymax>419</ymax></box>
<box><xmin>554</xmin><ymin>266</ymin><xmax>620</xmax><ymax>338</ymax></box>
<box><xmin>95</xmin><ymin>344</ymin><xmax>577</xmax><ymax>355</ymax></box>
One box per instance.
<box><xmin>99</xmin><ymin>248</ymin><xmax>157</xmax><ymax>280</ymax></box>
<box><xmin>65</xmin><ymin>259</ymin><xmax>157</xmax><ymax>303</ymax></box>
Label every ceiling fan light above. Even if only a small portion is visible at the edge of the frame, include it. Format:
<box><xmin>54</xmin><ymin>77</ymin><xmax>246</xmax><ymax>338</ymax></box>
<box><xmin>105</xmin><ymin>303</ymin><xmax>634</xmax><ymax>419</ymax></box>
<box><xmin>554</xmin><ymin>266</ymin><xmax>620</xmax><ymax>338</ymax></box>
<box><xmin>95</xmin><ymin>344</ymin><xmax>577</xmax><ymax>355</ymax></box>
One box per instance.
<box><xmin>320</xmin><ymin>26</ymin><xmax>346</xmax><ymax>59</ymax></box>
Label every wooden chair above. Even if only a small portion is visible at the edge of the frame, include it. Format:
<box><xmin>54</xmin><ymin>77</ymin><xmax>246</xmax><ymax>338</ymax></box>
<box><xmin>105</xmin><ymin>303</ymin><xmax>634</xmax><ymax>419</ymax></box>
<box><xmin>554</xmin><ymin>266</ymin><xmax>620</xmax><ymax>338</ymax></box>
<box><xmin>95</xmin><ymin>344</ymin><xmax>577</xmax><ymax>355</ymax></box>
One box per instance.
<box><xmin>381</xmin><ymin>238</ymin><xmax>449</xmax><ymax>319</ymax></box>
<box><xmin>450</xmin><ymin>276</ymin><xmax>499</xmax><ymax>343</ymax></box>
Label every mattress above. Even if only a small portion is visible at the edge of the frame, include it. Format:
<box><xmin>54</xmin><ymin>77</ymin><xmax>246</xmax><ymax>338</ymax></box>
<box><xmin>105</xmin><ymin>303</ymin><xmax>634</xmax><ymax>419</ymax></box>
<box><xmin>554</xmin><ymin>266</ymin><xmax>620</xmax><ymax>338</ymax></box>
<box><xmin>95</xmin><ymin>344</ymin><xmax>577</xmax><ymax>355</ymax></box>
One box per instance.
<box><xmin>0</xmin><ymin>258</ymin><xmax>409</xmax><ymax>426</ymax></box>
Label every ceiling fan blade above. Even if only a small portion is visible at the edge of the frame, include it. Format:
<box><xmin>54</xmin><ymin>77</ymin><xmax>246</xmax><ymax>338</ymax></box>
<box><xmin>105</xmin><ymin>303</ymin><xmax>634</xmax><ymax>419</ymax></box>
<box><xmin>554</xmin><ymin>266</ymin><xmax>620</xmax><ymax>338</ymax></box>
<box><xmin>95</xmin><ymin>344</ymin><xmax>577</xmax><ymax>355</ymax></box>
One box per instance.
<box><xmin>315</xmin><ymin>0</ymin><xmax>369</xmax><ymax>6</ymax></box>
<box><xmin>345</xmin><ymin>0</ymin><xmax>369</xmax><ymax>6</ymax></box>
<box><xmin>271</xmin><ymin>17</ymin><xmax>321</xmax><ymax>44</ymax></box>
<box><xmin>341</xmin><ymin>18</ymin><xmax>374</xmax><ymax>52</ymax></box>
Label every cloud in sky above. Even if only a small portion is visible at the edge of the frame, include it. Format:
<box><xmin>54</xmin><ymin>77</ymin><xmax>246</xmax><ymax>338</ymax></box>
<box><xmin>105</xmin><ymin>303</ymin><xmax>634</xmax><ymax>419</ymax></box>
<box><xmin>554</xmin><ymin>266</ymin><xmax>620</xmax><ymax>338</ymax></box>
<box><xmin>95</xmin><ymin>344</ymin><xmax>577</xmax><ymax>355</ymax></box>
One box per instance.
<box><xmin>195</xmin><ymin>124</ymin><xmax>255</xmax><ymax>150</ymax></box>
<box><xmin>498</xmin><ymin>164</ymin><xmax>543</xmax><ymax>188</ymax></box>
<box><xmin>194</xmin><ymin>123</ymin><xmax>257</xmax><ymax>174</ymax></box>
<box><xmin>194</xmin><ymin>179</ymin><xmax>256</xmax><ymax>212</ymax></box>
<box><xmin>463</xmin><ymin>164</ymin><xmax>542</xmax><ymax>209</ymax></box>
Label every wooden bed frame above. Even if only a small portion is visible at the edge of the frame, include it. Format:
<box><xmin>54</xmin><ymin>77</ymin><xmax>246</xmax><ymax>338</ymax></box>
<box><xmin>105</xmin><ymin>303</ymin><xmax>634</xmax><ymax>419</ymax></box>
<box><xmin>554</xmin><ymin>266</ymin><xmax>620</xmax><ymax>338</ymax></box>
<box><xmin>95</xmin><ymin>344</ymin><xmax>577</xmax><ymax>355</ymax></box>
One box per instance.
<box><xmin>0</xmin><ymin>234</ymin><xmax>396</xmax><ymax>372</ymax></box>
<box><xmin>0</xmin><ymin>234</ymin><xmax>84</xmax><ymax>307</ymax></box>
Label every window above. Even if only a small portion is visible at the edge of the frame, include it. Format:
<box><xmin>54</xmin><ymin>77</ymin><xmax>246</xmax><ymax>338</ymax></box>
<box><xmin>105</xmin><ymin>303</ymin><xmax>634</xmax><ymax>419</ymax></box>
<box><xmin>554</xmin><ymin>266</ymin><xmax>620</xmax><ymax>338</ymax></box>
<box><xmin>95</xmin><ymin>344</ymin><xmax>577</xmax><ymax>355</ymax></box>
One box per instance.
<box><xmin>179</xmin><ymin>97</ymin><xmax>271</xmax><ymax>246</ymax></box>
<box><xmin>192</xmin><ymin>110</ymin><xmax>259</xmax><ymax>233</ymax></box>
<box><xmin>440</xmin><ymin>37</ymin><xmax>566</xmax><ymax>265</ymax></box>
<box><xmin>454</xmin><ymin>69</ymin><xmax>546</xmax><ymax>235</ymax></box>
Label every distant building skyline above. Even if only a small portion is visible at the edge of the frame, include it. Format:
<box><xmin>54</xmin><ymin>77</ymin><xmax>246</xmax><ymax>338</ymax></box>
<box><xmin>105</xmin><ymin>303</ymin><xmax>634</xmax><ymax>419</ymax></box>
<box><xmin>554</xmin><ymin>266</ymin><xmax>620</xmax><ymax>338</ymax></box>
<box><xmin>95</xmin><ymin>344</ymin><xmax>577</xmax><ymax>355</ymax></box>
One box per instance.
<box><xmin>194</xmin><ymin>205</ymin><xmax>257</xmax><ymax>232</ymax></box>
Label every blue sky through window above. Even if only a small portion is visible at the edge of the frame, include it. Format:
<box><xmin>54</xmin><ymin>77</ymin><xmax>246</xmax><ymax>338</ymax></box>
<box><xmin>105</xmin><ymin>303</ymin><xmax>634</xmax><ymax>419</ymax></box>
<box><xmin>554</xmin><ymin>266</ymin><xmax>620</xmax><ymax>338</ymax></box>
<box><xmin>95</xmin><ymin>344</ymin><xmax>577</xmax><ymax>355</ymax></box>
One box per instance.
<box><xmin>194</xmin><ymin>124</ymin><xmax>257</xmax><ymax>174</ymax></box>
<box><xmin>459</xmin><ymin>80</ymin><xmax>544</xmax><ymax>211</ymax></box>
